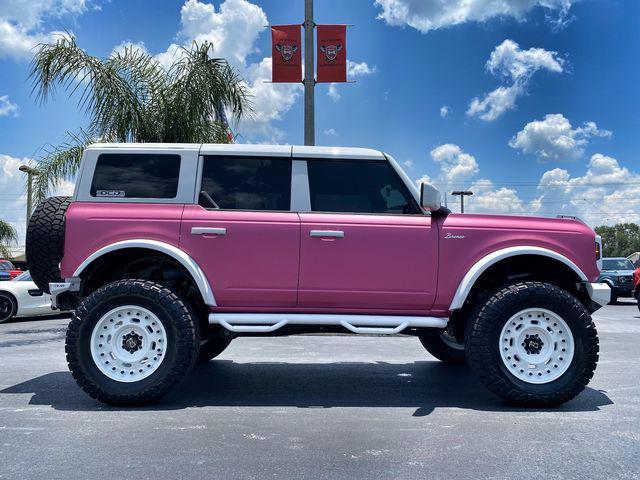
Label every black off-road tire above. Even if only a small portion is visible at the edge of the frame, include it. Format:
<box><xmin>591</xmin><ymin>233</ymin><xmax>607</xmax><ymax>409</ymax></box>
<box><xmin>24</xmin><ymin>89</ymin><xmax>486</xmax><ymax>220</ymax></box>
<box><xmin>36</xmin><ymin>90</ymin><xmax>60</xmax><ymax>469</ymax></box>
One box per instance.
<box><xmin>465</xmin><ymin>281</ymin><xmax>599</xmax><ymax>407</ymax></box>
<box><xmin>26</xmin><ymin>196</ymin><xmax>71</xmax><ymax>293</ymax></box>
<box><xmin>197</xmin><ymin>337</ymin><xmax>232</xmax><ymax>363</ymax></box>
<box><xmin>65</xmin><ymin>279</ymin><xmax>199</xmax><ymax>406</ymax></box>
<box><xmin>609</xmin><ymin>293</ymin><xmax>618</xmax><ymax>305</ymax></box>
<box><xmin>419</xmin><ymin>332</ymin><xmax>467</xmax><ymax>364</ymax></box>
<box><xmin>0</xmin><ymin>292</ymin><xmax>17</xmax><ymax>324</ymax></box>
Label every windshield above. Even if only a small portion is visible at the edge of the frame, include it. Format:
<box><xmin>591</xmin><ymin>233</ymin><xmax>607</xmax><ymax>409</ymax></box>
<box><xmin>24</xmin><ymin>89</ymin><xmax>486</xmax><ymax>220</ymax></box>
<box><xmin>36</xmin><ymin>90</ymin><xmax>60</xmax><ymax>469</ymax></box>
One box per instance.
<box><xmin>13</xmin><ymin>271</ymin><xmax>31</xmax><ymax>281</ymax></box>
<box><xmin>0</xmin><ymin>260</ymin><xmax>15</xmax><ymax>270</ymax></box>
<box><xmin>602</xmin><ymin>259</ymin><xmax>634</xmax><ymax>271</ymax></box>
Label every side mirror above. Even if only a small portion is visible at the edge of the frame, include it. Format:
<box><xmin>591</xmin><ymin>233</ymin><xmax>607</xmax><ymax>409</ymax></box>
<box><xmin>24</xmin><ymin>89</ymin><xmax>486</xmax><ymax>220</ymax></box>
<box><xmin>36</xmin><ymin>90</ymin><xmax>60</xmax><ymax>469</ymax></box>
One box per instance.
<box><xmin>420</xmin><ymin>183</ymin><xmax>442</xmax><ymax>212</ymax></box>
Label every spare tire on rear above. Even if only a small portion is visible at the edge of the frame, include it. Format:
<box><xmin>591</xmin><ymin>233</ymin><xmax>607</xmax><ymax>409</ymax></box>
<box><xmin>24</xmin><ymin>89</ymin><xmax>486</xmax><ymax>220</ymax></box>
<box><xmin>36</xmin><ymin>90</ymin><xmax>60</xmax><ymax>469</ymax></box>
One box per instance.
<box><xmin>26</xmin><ymin>196</ymin><xmax>71</xmax><ymax>293</ymax></box>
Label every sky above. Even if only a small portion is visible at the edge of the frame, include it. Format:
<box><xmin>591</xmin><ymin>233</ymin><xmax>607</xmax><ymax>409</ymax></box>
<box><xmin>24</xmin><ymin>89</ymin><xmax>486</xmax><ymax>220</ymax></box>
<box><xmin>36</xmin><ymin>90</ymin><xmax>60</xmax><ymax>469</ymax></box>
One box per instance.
<box><xmin>0</xmin><ymin>0</ymin><xmax>639</xmax><ymax>247</ymax></box>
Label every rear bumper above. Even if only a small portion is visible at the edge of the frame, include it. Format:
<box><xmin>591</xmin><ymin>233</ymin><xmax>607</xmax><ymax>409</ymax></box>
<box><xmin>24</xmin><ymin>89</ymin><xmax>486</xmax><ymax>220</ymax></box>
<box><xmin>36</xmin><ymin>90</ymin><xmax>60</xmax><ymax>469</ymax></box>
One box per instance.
<box><xmin>585</xmin><ymin>282</ymin><xmax>611</xmax><ymax>308</ymax></box>
<box><xmin>49</xmin><ymin>279</ymin><xmax>80</xmax><ymax>310</ymax></box>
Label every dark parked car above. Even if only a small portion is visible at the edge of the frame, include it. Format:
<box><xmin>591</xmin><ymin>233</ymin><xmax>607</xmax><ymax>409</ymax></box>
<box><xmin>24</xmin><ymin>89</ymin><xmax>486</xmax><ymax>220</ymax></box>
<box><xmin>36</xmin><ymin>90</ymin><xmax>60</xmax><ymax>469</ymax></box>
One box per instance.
<box><xmin>598</xmin><ymin>257</ymin><xmax>635</xmax><ymax>303</ymax></box>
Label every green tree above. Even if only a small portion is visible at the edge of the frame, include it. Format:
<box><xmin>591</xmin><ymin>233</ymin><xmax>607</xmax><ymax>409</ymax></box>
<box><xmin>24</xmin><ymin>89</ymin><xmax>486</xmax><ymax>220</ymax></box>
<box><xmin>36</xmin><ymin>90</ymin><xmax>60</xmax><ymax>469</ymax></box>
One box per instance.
<box><xmin>30</xmin><ymin>36</ymin><xmax>252</xmax><ymax>202</ymax></box>
<box><xmin>0</xmin><ymin>220</ymin><xmax>18</xmax><ymax>259</ymax></box>
<box><xmin>594</xmin><ymin>223</ymin><xmax>640</xmax><ymax>258</ymax></box>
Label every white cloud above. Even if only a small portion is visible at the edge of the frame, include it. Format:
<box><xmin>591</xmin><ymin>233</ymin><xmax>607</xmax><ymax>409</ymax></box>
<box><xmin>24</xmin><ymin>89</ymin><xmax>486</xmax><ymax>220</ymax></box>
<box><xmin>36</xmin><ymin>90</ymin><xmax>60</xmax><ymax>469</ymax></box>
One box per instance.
<box><xmin>374</xmin><ymin>0</ymin><xmax>578</xmax><ymax>33</ymax></box>
<box><xmin>423</xmin><ymin>144</ymin><xmax>519</xmax><ymax>214</ymax></box>
<box><xmin>439</xmin><ymin>106</ymin><xmax>450</xmax><ymax>118</ymax></box>
<box><xmin>110</xmin><ymin>41</ymin><xmax>148</xmax><ymax>59</ymax></box>
<box><xmin>347</xmin><ymin>60</ymin><xmax>376</xmax><ymax>77</ymax></box>
<box><xmin>430</xmin><ymin>144</ymin><xmax>479</xmax><ymax>184</ymax></box>
<box><xmin>327</xmin><ymin>83</ymin><xmax>341</xmax><ymax>102</ymax></box>
<box><xmin>535</xmin><ymin>153</ymin><xmax>640</xmax><ymax>225</ymax></box>
<box><xmin>0</xmin><ymin>95</ymin><xmax>19</xmax><ymax>117</ymax></box>
<box><xmin>178</xmin><ymin>0</ymin><xmax>265</xmax><ymax>65</ymax></box>
<box><xmin>413</xmin><ymin>143</ymin><xmax>640</xmax><ymax>224</ymax></box>
<box><xmin>468</xmin><ymin>179</ymin><xmax>526</xmax><ymax>214</ymax></box>
<box><xmin>0</xmin><ymin>154</ymin><xmax>30</xmax><ymax>246</ymax></box>
<box><xmin>509</xmin><ymin>113</ymin><xmax>611</xmax><ymax>161</ymax></box>
<box><xmin>415</xmin><ymin>174</ymin><xmax>432</xmax><ymax>189</ymax></box>
<box><xmin>467</xmin><ymin>40</ymin><xmax>565</xmax><ymax>121</ymax></box>
<box><xmin>1</xmin><ymin>154</ymin><xmax>77</xmax><ymax>246</ymax></box>
<box><xmin>242</xmin><ymin>57</ymin><xmax>302</xmax><ymax>140</ymax></box>
<box><xmin>403</xmin><ymin>160</ymin><xmax>414</xmax><ymax>169</ymax></box>
<box><xmin>0</xmin><ymin>0</ymin><xmax>88</xmax><ymax>60</ymax></box>
<box><xmin>326</xmin><ymin>61</ymin><xmax>375</xmax><ymax>102</ymax></box>
<box><xmin>151</xmin><ymin>0</ymin><xmax>301</xmax><ymax>142</ymax></box>
<box><xmin>486</xmin><ymin>39</ymin><xmax>564</xmax><ymax>81</ymax></box>
<box><xmin>323</xmin><ymin>128</ymin><xmax>338</xmax><ymax>137</ymax></box>
<box><xmin>467</xmin><ymin>85</ymin><xmax>522</xmax><ymax>121</ymax></box>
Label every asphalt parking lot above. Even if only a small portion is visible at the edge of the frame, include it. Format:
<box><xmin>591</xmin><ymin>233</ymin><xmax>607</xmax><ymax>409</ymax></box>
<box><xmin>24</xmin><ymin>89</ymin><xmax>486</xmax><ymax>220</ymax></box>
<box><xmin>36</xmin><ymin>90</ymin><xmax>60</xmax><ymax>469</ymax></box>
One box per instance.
<box><xmin>0</xmin><ymin>301</ymin><xmax>639</xmax><ymax>480</ymax></box>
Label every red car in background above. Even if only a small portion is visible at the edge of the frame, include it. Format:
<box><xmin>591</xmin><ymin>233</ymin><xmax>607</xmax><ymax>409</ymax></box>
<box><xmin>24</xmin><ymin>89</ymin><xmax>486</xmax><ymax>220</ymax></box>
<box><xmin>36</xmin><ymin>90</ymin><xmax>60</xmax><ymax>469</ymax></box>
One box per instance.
<box><xmin>0</xmin><ymin>259</ymin><xmax>22</xmax><ymax>279</ymax></box>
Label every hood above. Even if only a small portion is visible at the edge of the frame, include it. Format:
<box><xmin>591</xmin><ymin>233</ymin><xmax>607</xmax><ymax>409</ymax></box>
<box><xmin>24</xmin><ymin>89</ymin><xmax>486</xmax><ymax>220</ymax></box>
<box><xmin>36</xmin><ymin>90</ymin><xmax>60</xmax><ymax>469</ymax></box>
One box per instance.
<box><xmin>443</xmin><ymin>213</ymin><xmax>595</xmax><ymax>236</ymax></box>
<box><xmin>602</xmin><ymin>270</ymin><xmax>634</xmax><ymax>276</ymax></box>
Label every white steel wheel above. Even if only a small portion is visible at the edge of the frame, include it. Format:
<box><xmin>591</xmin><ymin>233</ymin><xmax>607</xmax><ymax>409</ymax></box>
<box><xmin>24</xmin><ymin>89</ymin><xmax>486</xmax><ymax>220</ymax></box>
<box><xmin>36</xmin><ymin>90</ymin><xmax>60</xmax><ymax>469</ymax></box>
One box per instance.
<box><xmin>499</xmin><ymin>308</ymin><xmax>575</xmax><ymax>384</ymax></box>
<box><xmin>90</xmin><ymin>305</ymin><xmax>167</xmax><ymax>382</ymax></box>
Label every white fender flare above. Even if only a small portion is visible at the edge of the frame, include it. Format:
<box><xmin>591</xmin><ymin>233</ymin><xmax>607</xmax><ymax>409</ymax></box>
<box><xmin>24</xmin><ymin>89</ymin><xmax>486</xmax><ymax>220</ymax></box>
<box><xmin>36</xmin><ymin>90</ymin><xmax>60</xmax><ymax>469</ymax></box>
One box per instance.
<box><xmin>73</xmin><ymin>239</ymin><xmax>216</xmax><ymax>306</ymax></box>
<box><xmin>449</xmin><ymin>246</ymin><xmax>589</xmax><ymax>311</ymax></box>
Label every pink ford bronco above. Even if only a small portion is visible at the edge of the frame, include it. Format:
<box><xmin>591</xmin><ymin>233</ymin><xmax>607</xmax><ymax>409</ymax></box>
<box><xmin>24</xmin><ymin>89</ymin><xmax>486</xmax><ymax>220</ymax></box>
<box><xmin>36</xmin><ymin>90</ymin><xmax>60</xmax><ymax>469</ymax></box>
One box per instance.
<box><xmin>26</xmin><ymin>143</ymin><xmax>610</xmax><ymax>406</ymax></box>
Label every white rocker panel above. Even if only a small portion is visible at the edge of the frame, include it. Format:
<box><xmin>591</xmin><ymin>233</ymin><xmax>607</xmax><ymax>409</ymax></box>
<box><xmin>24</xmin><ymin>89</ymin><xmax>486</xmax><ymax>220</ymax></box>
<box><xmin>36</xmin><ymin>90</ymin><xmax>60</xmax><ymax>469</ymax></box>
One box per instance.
<box><xmin>209</xmin><ymin>313</ymin><xmax>448</xmax><ymax>334</ymax></box>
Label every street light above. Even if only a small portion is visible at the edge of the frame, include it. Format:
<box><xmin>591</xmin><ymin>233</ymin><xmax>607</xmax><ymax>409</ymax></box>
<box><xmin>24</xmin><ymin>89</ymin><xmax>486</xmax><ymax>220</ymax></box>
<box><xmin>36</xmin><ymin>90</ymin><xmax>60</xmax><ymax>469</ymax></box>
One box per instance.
<box><xmin>451</xmin><ymin>190</ymin><xmax>473</xmax><ymax>213</ymax></box>
<box><xmin>19</xmin><ymin>165</ymin><xmax>39</xmax><ymax>233</ymax></box>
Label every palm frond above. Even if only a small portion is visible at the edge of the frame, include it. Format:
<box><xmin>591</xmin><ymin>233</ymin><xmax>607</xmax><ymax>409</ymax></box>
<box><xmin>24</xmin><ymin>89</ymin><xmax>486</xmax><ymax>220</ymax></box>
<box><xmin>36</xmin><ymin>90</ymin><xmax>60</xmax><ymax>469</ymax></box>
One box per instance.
<box><xmin>28</xmin><ymin>38</ymin><xmax>254</xmax><ymax>194</ymax></box>
<box><xmin>0</xmin><ymin>220</ymin><xmax>17</xmax><ymax>258</ymax></box>
<box><xmin>165</xmin><ymin>42</ymin><xmax>252</xmax><ymax>142</ymax></box>
<box><xmin>30</xmin><ymin>35</ymin><xmax>147</xmax><ymax>142</ymax></box>
<box><xmin>33</xmin><ymin>130</ymin><xmax>93</xmax><ymax>204</ymax></box>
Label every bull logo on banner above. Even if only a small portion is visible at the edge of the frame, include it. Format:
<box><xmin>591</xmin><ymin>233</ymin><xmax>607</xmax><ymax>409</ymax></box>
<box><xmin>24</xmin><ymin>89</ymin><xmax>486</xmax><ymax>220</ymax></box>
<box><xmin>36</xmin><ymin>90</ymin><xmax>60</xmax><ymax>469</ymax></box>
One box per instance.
<box><xmin>275</xmin><ymin>43</ymin><xmax>298</xmax><ymax>62</ymax></box>
<box><xmin>320</xmin><ymin>43</ymin><xmax>342</xmax><ymax>62</ymax></box>
<box><xmin>271</xmin><ymin>25</ymin><xmax>302</xmax><ymax>82</ymax></box>
<box><xmin>316</xmin><ymin>25</ymin><xmax>347</xmax><ymax>83</ymax></box>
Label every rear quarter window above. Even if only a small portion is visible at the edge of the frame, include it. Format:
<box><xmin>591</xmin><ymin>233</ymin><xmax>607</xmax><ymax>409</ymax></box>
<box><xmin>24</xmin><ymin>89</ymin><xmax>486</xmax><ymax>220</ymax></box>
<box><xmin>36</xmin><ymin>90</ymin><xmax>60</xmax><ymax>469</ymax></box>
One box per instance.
<box><xmin>90</xmin><ymin>154</ymin><xmax>181</xmax><ymax>199</ymax></box>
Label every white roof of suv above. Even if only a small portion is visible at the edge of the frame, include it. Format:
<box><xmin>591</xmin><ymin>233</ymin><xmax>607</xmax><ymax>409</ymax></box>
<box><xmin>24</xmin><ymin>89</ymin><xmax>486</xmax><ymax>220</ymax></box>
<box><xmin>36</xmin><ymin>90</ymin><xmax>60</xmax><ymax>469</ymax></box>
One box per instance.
<box><xmin>87</xmin><ymin>143</ymin><xmax>386</xmax><ymax>161</ymax></box>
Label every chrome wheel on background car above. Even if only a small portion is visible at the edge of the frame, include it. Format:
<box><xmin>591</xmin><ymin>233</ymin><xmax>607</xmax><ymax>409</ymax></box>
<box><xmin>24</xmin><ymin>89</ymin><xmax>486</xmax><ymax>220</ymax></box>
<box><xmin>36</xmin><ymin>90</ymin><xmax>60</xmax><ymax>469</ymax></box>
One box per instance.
<box><xmin>0</xmin><ymin>293</ymin><xmax>17</xmax><ymax>323</ymax></box>
<box><xmin>466</xmin><ymin>281</ymin><xmax>599</xmax><ymax>407</ymax></box>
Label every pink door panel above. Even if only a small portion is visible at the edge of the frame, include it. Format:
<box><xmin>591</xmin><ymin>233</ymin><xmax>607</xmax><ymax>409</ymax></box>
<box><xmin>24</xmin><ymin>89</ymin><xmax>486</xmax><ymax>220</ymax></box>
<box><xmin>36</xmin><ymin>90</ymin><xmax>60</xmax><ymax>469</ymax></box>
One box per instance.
<box><xmin>180</xmin><ymin>205</ymin><xmax>300</xmax><ymax>307</ymax></box>
<box><xmin>298</xmin><ymin>213</ymin><xmax>438</xmax><ymax>311</ymax></box>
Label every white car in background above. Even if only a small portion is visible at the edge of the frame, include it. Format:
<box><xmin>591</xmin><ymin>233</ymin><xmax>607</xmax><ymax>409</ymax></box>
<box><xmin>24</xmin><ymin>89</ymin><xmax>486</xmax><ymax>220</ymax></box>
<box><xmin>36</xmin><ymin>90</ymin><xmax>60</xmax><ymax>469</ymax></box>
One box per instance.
<box><xmin>0</xmin><ymin>271</ymin><xmax>58</xmax><ymax>323</ymax></box>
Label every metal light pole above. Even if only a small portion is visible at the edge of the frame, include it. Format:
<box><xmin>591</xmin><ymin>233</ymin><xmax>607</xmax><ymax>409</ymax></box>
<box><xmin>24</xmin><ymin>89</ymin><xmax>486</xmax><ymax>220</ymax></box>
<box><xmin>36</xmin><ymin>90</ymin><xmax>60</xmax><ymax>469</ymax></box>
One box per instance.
<box><xmin>303</xmin><ymin>0</ymin><xmax>315</xmax><ymax>146</ymax></box>
<box><xmin>19</xmin><ymin>165</ymin><xmax>38</xmax><ymax>232</ymax></box>
<box><xmin>451</xmin><ymin>190</ymin><xmax>473</xmax><ymax>213</ymax></box>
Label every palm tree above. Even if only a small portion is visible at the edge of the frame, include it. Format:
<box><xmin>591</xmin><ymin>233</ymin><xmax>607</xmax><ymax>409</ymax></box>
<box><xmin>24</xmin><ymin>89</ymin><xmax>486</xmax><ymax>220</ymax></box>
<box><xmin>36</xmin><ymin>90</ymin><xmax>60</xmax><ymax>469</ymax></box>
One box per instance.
<box><xmin>0</xmin><ymin>220</ymin><xmax>17</xmax><ymax>259</ymax></box>
<box><xmin>30</xmin><ymin>35</ymin><xmax>252</xmax><ymax>202</ymax></box>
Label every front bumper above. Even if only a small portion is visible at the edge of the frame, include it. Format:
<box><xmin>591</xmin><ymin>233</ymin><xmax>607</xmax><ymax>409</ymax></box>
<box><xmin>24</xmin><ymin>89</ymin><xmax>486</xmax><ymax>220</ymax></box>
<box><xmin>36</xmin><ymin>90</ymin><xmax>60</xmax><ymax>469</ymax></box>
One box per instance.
<box><xmin>49</xmin><ymin>279</ymin><xmax>80</xmax><ymax>310</ymax></box>
<box><xmin>611</xmin><ymin>284</ymin><xmax>634</xmax><ymax>297</ymax></box>
<box><xmin>585</xmin><ymin>282</ymin><xmax>611</xmax><ymax>308</ymax></box>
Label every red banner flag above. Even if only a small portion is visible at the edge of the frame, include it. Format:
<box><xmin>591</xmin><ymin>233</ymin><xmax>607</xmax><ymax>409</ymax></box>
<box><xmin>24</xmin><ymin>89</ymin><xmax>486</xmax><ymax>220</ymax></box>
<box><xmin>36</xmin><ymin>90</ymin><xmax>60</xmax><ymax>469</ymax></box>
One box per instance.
<box><xmin>317</xmin><ymin>25</ymin><xmax>347</xmax><ymax>83</ymax></box>
<box><xmin>271</xmin><ymin>25</ymin><xmax>302</xmax><ymax>83</ymax></box>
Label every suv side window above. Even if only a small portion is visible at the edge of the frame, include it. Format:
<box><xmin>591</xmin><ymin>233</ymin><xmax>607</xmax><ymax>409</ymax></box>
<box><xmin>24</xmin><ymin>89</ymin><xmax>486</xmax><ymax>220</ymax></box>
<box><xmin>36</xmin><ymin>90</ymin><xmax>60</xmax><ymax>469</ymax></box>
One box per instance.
<box><xmin>90</xmin><ymin>153</ymin><xmax>181</xmax><ymax>199</ymax></box>
<box><xmin>200</xmin><ymin>156</ymin><xmax>292</xmax><ymax>211</ymax></box>
<box><xmin>307</xmin><ymin>160</ymin><xmax>420</xmax><ymax>214</ymax></box>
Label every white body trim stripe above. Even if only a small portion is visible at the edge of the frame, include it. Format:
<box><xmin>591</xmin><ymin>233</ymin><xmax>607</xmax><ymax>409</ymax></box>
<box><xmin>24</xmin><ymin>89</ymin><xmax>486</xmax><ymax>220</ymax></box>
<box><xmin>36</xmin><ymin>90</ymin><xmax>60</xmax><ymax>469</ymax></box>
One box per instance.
<box><xmin>449</xmin><ymin>246</ymin><xmax>589</xmax><ymax>310</ymax></box>
<box><xmin>73</xmin><ymin>239</ymin><xmax>216</xmax><ymax>306</ymax></box>
<box><xmin>209</xmin><ymin>313</ymin><xmax>447</xmax><ymax>334</ymax></box>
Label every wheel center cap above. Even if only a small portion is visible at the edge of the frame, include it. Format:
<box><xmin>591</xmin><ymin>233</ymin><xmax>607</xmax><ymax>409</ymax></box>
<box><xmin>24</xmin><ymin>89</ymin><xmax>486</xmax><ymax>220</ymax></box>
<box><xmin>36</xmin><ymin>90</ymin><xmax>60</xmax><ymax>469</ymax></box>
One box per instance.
<box><xmin>122</xmin><ymin>331</ymin><xmax>143</xmax><ymax>354</ymax></box>
<box><xmin>523</xmin><ymin>334</ymin><xmax>544</xmax><ymax>355</ymax></box>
